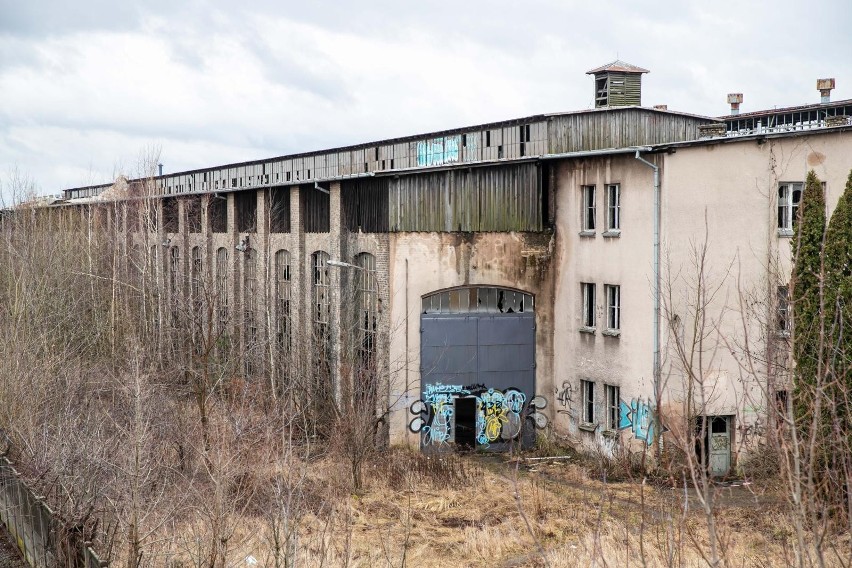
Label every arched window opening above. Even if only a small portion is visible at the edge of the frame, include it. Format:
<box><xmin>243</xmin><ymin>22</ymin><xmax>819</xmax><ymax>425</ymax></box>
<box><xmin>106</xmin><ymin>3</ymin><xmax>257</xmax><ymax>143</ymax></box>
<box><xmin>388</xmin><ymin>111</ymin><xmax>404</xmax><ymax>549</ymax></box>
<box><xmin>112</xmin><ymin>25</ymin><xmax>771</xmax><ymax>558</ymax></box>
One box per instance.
<box><xmin>355</xmin><ymin>253</ymin><xmax>378</xmax><ymax>402</ymax></box>
<box><xmin>275</xmin><ymin>250</ymin><xmax>292</xmax><ymax>351</ymax></box>
<box><xmin>243</xmin><ymin>249</ymin><xmax>258</xmax><ymax>376</ymax></box>
<box><xmin>216</xmin><ymin>247</ymin><xmax>229</xmax><ymax>336</ymax></box>
<box><xmin>422</xmin><ymin>286</ymin><xmax>534</xmax><ymax>315</ymax></box>
<box><xmin>311</xmin><ymin>250</ymin><xmax>331</xmax><ymax>362</ymax></box>
<box><xmin>169</xmin><ymin>246</ymin><xmax>180</xmax><ymax>328</ymax></box>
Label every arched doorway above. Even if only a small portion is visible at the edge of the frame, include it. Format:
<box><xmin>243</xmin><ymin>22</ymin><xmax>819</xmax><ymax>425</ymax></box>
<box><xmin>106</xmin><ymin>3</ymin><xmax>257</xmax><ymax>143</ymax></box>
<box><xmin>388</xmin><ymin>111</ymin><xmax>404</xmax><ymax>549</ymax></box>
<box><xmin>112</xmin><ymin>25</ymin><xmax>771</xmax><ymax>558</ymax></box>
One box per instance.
<box><xmin>412</xmin><ymin>286</ymin><xmax>540</xmax><ymax>451</ymax></box>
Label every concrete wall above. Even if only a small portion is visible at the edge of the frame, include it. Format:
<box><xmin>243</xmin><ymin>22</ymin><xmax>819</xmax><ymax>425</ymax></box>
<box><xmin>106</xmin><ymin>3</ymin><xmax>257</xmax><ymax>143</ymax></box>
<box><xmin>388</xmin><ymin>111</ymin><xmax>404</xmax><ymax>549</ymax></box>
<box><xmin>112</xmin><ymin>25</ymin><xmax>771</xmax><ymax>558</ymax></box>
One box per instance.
<box><xmin>660</xmin><ymin>131</ymin><xmax>852</xmax><ymax>464</ymax></box>
<box><xmin>550</xmin><ymin>155</ymin><xmax>659</xmax><ymax>456</ymax></box>
<box><xmin>386</xmin><ymin>231</ymin><xmax>556</xmax><ymax>445</ymax></box>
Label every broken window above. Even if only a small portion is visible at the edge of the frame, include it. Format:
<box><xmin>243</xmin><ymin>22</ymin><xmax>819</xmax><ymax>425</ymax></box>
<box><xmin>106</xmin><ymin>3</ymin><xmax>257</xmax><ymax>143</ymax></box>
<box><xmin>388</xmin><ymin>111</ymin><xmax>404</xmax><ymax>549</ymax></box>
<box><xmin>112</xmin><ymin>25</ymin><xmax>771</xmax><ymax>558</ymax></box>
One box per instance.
<box><xmin>268</xmin><ymin>187</ymin><xmax>291</xmax><ymax>233</ymax></box>
<box><xmin>777</xmin><ymin>182</ymin><xmax>802</xmax><ymax>233</ymax></box>
<box><xmin>581</xmin><ymin>379</ymin><xmax>595</xmax><ymax>424</ymax></box>
<box><xmin>169</xmin><ymin>246</ymin><xmax>180</xmax><ymax>328</ymax></box>
<box><xmin>777</xmin><ymin>285</ymin><xmax>790</xmax><ymax>335</ymax></box>
<box><xmin>235</xmin><ymin>191</ymin><xmax>257</xmax><ymax>233</ymax></box>
<box><xmin>163</xmin><ymin>197</ymin><xmax>179</xmax><ymax>233</ymax></box>
<box><xmin>216</xmin><ymin>247</ymin><xmax>229</xmax><ymax>335</ymax></box>
<box><xmin>186</xmin><ymin>197</ymin><xmax>202</xmax><ymax>233</ymax></box>
<box><xmin>312</xmin><ymin>251</ymin><xmax>331</xmax><ymax>360</ymax></box>
<box><xmin>581</xmin><ymin>282</ymin><xmax>596</xmax><ymax>329</ymax></box>
<box><xmin>148</xmin><ymin>245</ymin><xmax>161</xmax><ymax>334</ymax></box>
<box><xmin>606</xmin><ymin>184</ymin><xmax>620</xmax><ymax>231</ymax></box>
<box><xmin>355</xmin><ymin>253</ymin><xmax>378</xmax><ymax>402</ymax></box>
<box><xmin>605</xmin><ymin>284</ymin><xmax>620</xmax><ymax>332</ymax></box>
<box><xmin>605</xmin><ymin>384</ymin><xmax>620</xmax><ymax>431</ymax></box>
<box><xmin>243</xmin><ymin>249</ymin><xmax>258</xmax><ymax>376</ymax></box>
<box><xmin>210</xmin><ymin>195</ymin><xmax>228</xmax><ymax>234</ymax></box>
<box><xmin>582</xmin><ymin>185</ymin><xmax>596</xmax><ymax>232</ymax></box>
<box><xmin>275</xmin><ymin>249</ymin><xmax>291</xmax><ymax>352</ymax></box>
<box><xmin>191</xmin><ymin>246</ymin><xmax>203</xmax><ymax>321</ymax></box>
<box><xmin>421</xmin><ymin>286</ymin><xmax>534</xmax><ymax>314</ymax></box>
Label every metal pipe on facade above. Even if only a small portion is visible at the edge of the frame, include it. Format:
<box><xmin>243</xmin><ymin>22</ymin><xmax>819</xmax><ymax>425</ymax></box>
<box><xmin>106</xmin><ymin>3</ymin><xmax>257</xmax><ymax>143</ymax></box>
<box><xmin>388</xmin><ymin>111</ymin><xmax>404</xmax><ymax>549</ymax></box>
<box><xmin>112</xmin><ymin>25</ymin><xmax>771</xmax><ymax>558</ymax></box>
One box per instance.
<box><xmin>634</xmin><ymin>149</ymin><xmax>661</xmax><ymax>449</ymax></box>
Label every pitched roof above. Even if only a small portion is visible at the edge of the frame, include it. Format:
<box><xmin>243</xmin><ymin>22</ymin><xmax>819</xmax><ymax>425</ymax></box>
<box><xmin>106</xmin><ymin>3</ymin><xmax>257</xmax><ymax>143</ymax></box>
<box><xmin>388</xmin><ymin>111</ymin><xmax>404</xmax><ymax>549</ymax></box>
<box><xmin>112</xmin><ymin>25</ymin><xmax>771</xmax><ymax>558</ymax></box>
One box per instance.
<box><xmin>586</xmin><ymin>60</ymin><xmax>650</xmax><ymax>75</ymax></box>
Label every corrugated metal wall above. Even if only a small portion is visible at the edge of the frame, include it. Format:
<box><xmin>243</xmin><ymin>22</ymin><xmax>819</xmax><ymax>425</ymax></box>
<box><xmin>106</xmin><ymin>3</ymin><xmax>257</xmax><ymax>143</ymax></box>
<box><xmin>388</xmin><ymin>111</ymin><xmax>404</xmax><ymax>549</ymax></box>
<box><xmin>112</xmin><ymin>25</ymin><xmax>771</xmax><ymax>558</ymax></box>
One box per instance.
<box><xmin>267</xmin><ymin>187</ymin><xmax>290</xmax><ymax>233</ymax></box>
<box><xmin>301</xmin><ymin>185</ymin><xmax>330</xmax><ymax>233</ymax></box>
<box><xmin>548</xmin><ymin>109</ymin><xmax>707</xmax><ymax>154</ymax></box>
<box><xmin>62</xmin><ymin>109</ymin><xmax>714</xmax><ymax>200</ymax></box>
<box><xmin>342</xmin><ymin>178</ymin><xmax>389</xmax><ymax>233</ymax></box>
<box><xmin>389</xmin><ymin>163</ymin><xmax>542</xmax><ymax>232</ymax></box>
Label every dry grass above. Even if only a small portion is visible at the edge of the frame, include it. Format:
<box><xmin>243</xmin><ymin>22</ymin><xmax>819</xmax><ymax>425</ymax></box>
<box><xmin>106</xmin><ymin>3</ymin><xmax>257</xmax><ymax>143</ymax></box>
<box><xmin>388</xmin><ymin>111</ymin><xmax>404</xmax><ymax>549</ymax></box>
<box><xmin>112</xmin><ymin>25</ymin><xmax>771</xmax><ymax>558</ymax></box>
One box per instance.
<box><xmin>135</xmin><ymin>446</ymin><xmax>852</xmax><ymax>568</ymax></box>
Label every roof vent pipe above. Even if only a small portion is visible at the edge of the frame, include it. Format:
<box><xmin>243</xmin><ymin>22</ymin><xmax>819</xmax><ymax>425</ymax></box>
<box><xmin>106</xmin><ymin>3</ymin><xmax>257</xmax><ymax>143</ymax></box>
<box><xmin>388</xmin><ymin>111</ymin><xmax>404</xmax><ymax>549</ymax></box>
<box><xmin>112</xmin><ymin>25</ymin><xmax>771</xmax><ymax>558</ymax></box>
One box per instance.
<box><xmin>817</xmin><ymin>78</ymin><xmax>835</xmax><ymax>104</ymax></box>
<box><xmin>727</xmin><ymin>93</ymin><xmax>743</xmax><ymax>116</ymax></box>
<box><xmin>158</xmin><ymin>163</ymin><xmax>163</xmax><ymax>176</ymax></box>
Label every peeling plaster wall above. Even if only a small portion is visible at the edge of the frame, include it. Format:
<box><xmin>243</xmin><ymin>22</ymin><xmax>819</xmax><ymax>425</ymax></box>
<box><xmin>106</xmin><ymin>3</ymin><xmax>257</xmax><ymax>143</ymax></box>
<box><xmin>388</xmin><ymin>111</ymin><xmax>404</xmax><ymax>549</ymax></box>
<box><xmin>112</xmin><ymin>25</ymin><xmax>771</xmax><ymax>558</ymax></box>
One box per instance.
<box><xmin>661</xmin><ymin>131</ymin><xmax>852</xmax><ymax>464</ymax></box>
<box><xmin>551</xmin><ymin>155</ymin><xmax>659</xmax><ymax>455</ymax></box>
<box><xmin>387</xmin><ymin>231</ymin><xmax>556</xmax><ymax>446</ymax></box>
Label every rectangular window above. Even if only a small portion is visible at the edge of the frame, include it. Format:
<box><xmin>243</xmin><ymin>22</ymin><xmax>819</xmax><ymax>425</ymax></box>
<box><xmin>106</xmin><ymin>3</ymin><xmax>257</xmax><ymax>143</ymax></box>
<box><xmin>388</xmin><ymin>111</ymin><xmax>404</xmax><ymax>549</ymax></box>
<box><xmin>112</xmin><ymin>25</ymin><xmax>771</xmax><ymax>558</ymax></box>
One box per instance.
<box><xmin>582</xmin><ymin>282</ymin><xmax>596</xmax><ymax>329</ymax></box>
<box><xmin>581</xmin><ymin>379</ymin><xmax>595</xmax><ymax>424</ymax></box>
<box><xmin>606</xmin><ymin>184</ymin><xmax>620</xmax><ymax>231</ymax></box>
<box><xmin>605</xmin><ymin>384</ymin><xmax>620</xmax><ymax>431</ymax></box>
<box><xmin>582</xmin><ymin>185</ymin><xmax>596</xmax><ymax>231</ymax></box>
<box><xmin>605</xmin><ymin>284</ymin><xmax>620</xmax><ymax>332</ymax></box>
<box><xmin>777</xmin><ymin>182</ymin><xmax>803</xmax><ymax>232</ymax></box>
<box><xmin>777</xmin><ymin>285</ymin><xmax>790</xmax><ymax>335</ymax></box>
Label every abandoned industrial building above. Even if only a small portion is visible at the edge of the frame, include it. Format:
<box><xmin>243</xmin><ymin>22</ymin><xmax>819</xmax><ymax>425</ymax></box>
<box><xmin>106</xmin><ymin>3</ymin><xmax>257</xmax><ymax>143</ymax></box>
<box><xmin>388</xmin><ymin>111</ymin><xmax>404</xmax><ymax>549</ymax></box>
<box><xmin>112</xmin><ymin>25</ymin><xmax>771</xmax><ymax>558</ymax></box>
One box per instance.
<box><xmin>30</xmin><ymin>61</ymin><xmax>852</xmax><ymax>476</ymax></box>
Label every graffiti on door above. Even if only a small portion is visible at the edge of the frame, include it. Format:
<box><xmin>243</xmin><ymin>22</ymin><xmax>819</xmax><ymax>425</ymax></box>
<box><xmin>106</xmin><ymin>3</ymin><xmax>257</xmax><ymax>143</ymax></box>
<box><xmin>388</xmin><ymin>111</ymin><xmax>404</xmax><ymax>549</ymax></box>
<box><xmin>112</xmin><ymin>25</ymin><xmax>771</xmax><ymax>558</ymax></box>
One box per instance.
<box><xmin>409</xmin><ymin>383</ymin><xmax>548</xmax><ymax>448</ymax></box>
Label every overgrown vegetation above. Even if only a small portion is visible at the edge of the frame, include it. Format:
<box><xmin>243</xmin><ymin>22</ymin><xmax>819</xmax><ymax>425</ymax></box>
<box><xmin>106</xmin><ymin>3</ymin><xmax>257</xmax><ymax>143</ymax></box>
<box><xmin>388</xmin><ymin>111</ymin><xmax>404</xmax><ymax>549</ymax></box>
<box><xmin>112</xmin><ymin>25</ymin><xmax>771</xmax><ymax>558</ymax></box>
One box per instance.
<box><xmin>1</xmin><ymin>165</ymin><xmax>852</xmax><ymax>567</ymax></box>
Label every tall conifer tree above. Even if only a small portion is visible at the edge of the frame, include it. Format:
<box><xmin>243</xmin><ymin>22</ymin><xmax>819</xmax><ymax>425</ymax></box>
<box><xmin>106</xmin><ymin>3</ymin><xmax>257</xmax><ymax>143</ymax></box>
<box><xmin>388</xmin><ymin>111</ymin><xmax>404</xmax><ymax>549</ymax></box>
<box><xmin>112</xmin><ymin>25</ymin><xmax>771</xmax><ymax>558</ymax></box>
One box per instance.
<box><xmin>823</xmin><ymin>169</ymin><xmax>852</xmax><ymax>435</ymax></box>
<box><xmin>791</xmin><ymin>170</ymin><xmax>826</xmax><ymax>427</ymax></box>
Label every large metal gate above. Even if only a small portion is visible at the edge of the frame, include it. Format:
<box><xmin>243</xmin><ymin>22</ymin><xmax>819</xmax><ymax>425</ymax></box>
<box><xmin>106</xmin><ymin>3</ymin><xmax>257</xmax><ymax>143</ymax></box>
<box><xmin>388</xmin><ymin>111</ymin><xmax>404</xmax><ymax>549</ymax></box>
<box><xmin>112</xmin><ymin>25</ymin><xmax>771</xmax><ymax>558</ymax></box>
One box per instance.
<box><xmin>414</xmin><ymin>286</ymin><xmax>537</xmax><ymax>451</ymax></box>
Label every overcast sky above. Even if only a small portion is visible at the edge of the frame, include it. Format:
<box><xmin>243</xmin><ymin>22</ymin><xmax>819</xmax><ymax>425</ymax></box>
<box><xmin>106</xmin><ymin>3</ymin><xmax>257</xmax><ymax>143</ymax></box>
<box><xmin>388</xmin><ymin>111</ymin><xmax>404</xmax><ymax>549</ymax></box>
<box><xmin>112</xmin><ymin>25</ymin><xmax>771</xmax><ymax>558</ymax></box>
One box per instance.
<box><xmin>1</xmin><ymin>0</ymin><xmax>850</xmax><ymax>201</ymax></box>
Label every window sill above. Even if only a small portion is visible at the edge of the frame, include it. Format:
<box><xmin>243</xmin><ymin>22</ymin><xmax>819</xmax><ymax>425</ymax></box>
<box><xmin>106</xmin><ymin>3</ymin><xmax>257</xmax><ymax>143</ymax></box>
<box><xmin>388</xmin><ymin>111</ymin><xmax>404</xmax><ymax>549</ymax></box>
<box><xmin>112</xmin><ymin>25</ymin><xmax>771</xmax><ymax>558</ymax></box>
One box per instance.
<box><xmin>603</xmin><ymin>230</ymin><xmax>621</xmax><ymax>238</ymax></box>
<box><xmin>777</xmin><ymin>228</ymin><xmax>794</xmax><ymax>238</ymax></box>
<box><xmin>601</xmin><ymin>429</ymin><xmax>619</xmax><ymax>438</ymax></box>
<box><xmin>602</xmin><ymin>329</ymin><xmax>621</xmax><ymax>337</ymax></box>
<box><xmin>579</xmin><ymin>230</ymin><xmax>596</xmax><ymax>238</ymax></box>
<box><xmin>578</xmin><ymin>422</ymin><xmax>598</xmax><ymax>433</ymax></box>
<box><xmin>579</xmin><ymin>326</ymin><xmax>596</xmax><ymax>335</ymax></box>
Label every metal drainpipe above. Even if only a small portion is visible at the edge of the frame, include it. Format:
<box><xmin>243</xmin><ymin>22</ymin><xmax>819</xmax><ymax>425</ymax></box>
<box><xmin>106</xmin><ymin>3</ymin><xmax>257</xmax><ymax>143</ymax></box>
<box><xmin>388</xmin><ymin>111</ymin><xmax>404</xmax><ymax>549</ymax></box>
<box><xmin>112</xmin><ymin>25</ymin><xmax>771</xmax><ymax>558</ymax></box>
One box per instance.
<box><xmin>634</xmin><ymin>150</ymin><xmax>661</xmax><ymax>450</ymax></box>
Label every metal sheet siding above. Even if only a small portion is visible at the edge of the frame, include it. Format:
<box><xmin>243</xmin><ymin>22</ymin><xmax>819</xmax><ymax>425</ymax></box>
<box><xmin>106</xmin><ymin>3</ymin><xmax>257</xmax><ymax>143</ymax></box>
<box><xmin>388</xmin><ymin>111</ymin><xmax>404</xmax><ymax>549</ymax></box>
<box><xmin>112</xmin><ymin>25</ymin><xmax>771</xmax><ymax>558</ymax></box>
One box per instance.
<box><xmin>389</xmin><ymin>163</ymin><xmax>541</xmax><ymax>232</ymax></box>
<box><xmin>548</xmin><ymin>109</ymin><xmax>707</xmax><ymax>153</ymax></box>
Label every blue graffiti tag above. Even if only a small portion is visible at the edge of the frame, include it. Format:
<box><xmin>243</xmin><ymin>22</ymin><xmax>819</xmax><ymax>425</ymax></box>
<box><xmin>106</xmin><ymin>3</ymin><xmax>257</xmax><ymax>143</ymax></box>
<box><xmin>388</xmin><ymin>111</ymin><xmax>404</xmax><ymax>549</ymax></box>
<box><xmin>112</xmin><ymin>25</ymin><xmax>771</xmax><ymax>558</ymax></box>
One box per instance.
<box><xmin>619</xmin><ymin>398</ymin><xmax>655</xmax><ymax>444</ymax></box>
<box><xmin>416</xmin><ymin>137</ymin><xmax>460</xmax><ymax>167</ymax></box>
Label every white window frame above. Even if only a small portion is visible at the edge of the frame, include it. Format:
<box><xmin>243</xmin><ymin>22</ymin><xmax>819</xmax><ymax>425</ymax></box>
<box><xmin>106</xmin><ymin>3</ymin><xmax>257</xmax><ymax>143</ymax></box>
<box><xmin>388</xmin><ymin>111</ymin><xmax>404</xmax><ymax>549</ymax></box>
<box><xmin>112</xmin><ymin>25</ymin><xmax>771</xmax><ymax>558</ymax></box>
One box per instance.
<box><xmin>605</xmin><ymin>183</ymin><xmax>620</xmax><ymax>234</ymax></box>
<box><xmin>581</xmin><ymin>379</ymin><xmax>595</xmax><ymax>425</ymax></box>
<box><xmin>777</xmin><ymin>182</ymin><xmax>802</xmax><ymax>236</ymax></box>
<box><xmin>581</xmin><ymin>282</ymin><xmax>596</xmax><ymax>331</ymax></box>
<box><xmin>581</xmin><ymin>185</ymin><xmax>596</xmax><ymax>233</ymax></box>
<box><xmin>604</xmin><ymin>284</ymin><xmax>620</xmax><ymax>335</ymax></box>
<box><xmin>605</xmin><ymin>384</ymin><xmax>620</xmax><ymax>431</ymax></box>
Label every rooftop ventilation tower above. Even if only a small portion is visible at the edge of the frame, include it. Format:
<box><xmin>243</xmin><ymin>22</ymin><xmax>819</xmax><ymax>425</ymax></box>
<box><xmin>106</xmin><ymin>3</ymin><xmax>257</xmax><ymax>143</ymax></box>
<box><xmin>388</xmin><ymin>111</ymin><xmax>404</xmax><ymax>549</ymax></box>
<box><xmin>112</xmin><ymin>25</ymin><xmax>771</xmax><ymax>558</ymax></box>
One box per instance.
<box><xmin>587</xmin><ymin>60</ymin><xmax>649</xmax><ymax>108</ymax></box>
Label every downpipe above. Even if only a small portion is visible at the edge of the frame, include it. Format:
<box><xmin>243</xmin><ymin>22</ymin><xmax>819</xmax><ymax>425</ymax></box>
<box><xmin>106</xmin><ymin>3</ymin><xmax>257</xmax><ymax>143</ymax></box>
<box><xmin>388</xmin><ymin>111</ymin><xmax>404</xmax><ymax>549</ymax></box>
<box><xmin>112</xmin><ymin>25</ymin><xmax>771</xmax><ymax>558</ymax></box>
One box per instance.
<box><xmin>634</xmin><ymin>150</ymin><xmax>661</xmax><ymax>457</ymax></box>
